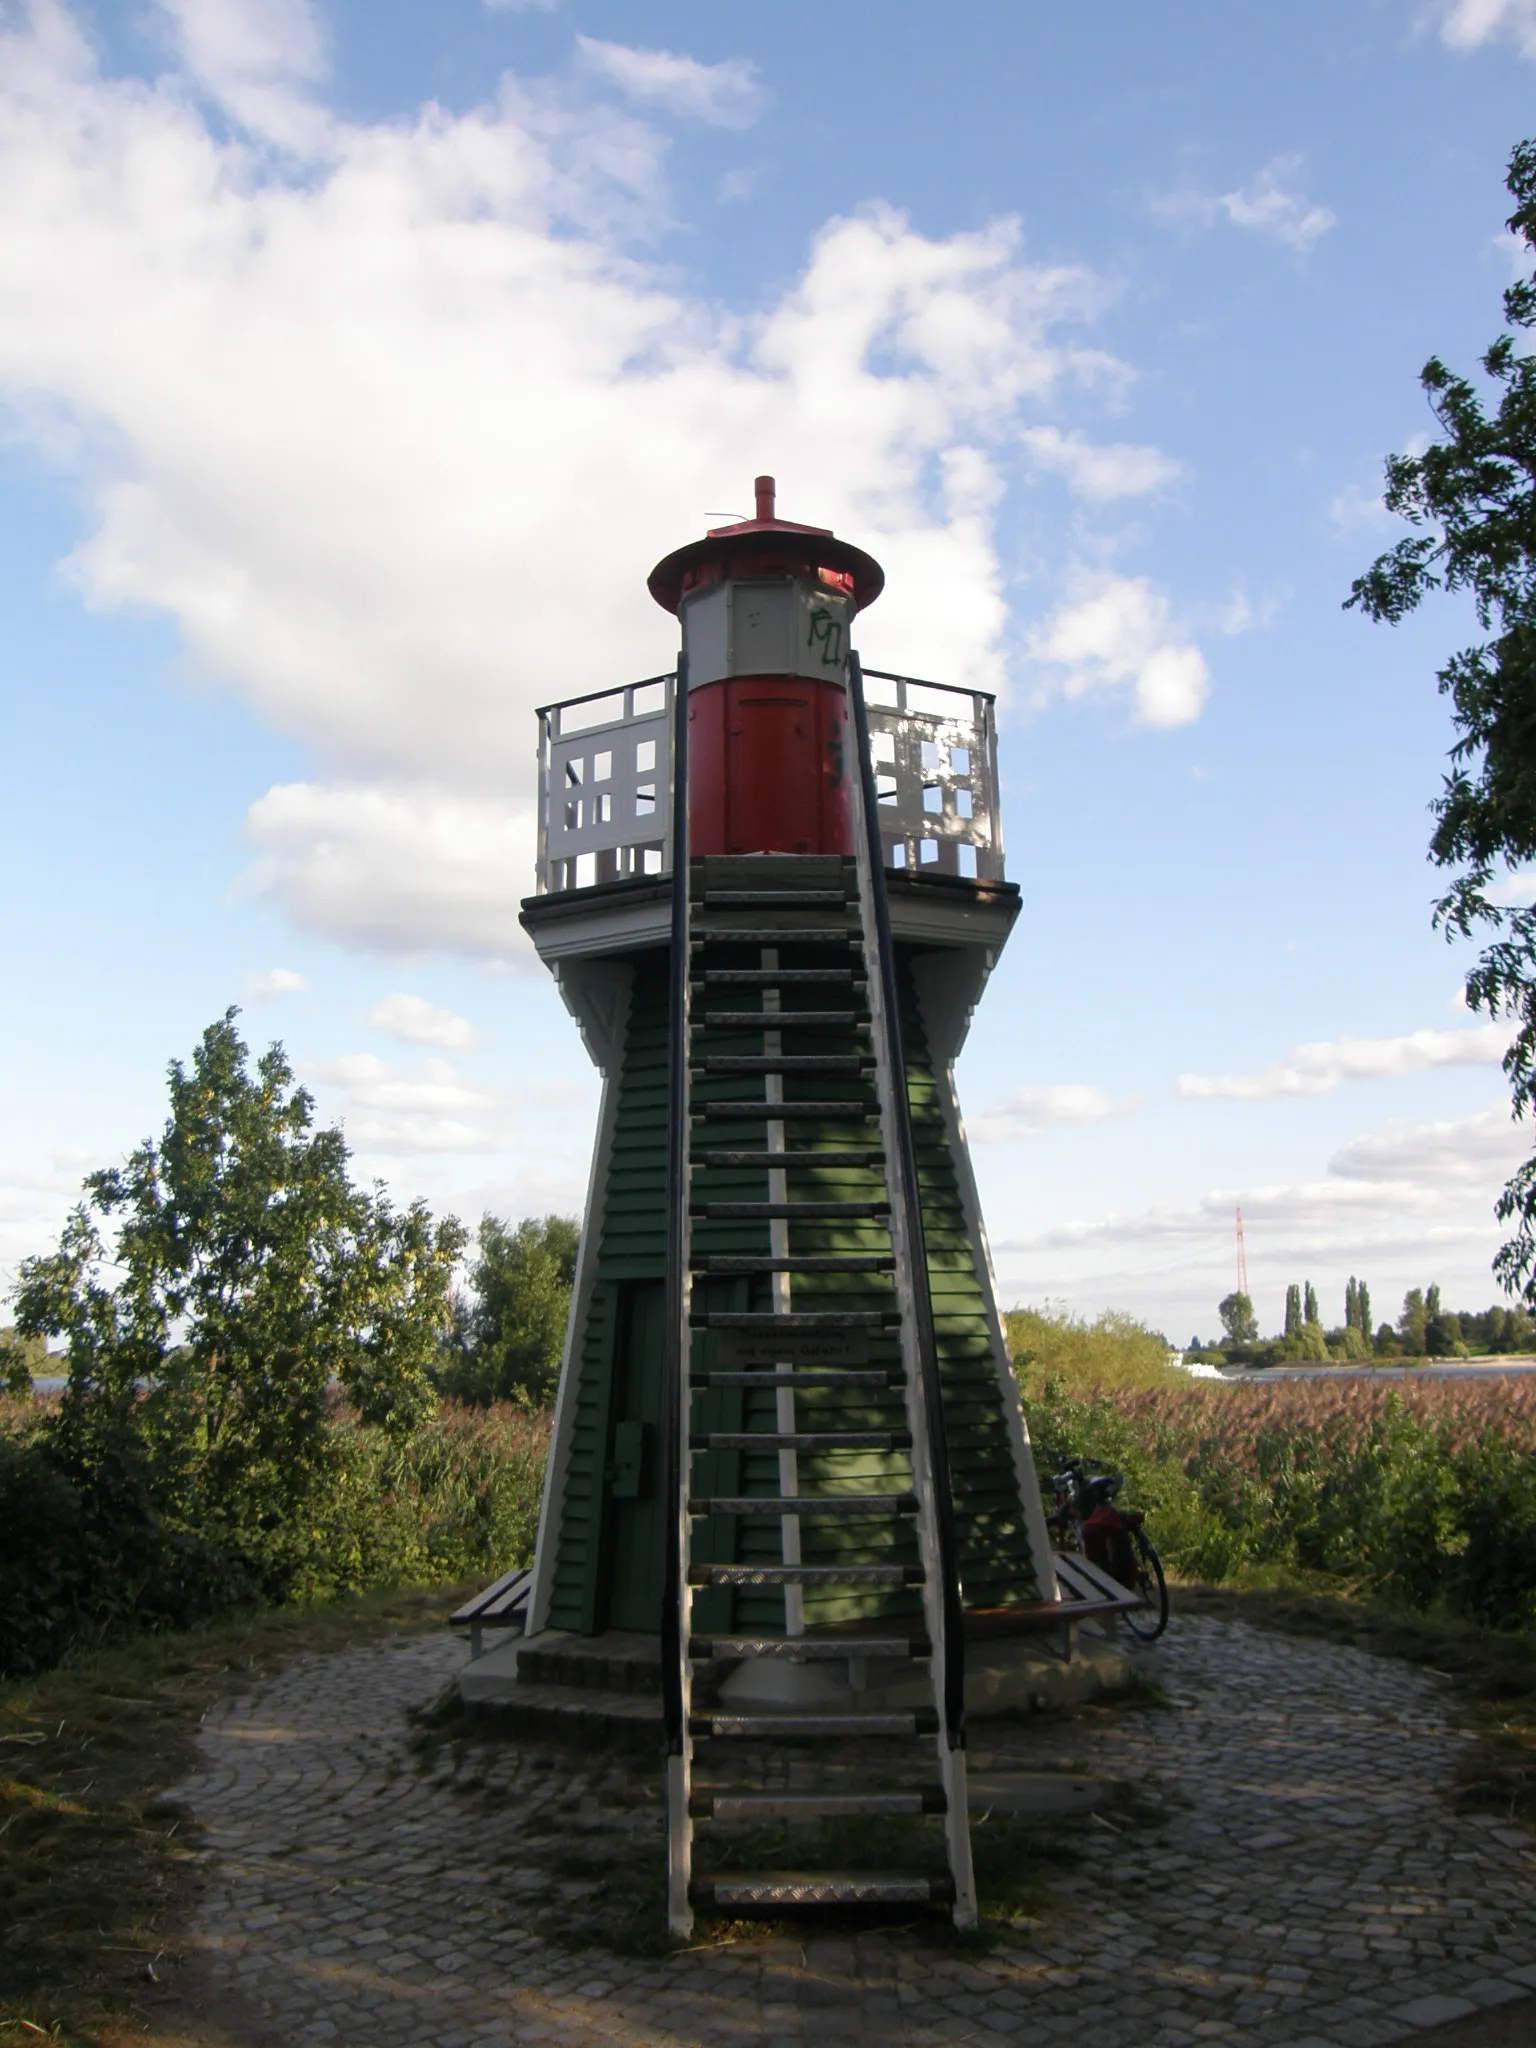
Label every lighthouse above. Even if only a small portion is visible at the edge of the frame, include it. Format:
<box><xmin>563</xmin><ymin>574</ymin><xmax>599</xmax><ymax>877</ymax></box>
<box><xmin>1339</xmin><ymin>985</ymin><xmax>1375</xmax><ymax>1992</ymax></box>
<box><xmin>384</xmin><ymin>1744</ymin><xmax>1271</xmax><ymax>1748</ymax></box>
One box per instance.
<box><xmin>513</xmin><ymin>480</ymin><xmax>1060</xmax><ymax>1933</ymax></box>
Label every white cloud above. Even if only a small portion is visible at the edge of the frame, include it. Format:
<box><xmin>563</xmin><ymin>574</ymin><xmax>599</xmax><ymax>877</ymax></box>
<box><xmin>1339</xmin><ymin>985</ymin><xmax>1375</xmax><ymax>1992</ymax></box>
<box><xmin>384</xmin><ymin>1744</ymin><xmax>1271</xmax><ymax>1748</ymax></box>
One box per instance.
<box><xmin>970</xmin><ymin>1083</ymin><xmax>1140</xmax><ymax>1143</ymax></box>
<box><xmin>239</xmin><ymin>966</ymin><xmax>307</xmax><ymax>1001</ymax></box>
<box><xmin>1330</xmin><ymin>1104</ymin><xmax>1527</xmax><ymax>1186</ymax></box>
<box><xmin>0</xmin><ymin>1151</ymin><xmax>94</xmax><ymax>1281</ymax></box>
<box><xmin>1177</xmin><ymin>1021</ymin><xmax>1511</xmax><ymax>1101</ymax></box>
<box><xmin>1020</xmin><ymin>425</ymin><xmax>1180</xmax><ymax>501</ymax></box>
<box><xmin>153</xmin><ymin>0</ymin><xmax>329</xmax><ymax>150</ymax></box>
<box><xmin>0</xmin><ymin>2</ymin><xmax>1127</xmax><ymax>957</ymax></box>
<box><xmin>988</xmin><ymin>1103</ymin><xmax>1527</xmax><ymax>1336</ymax></box>
<box><xmin>242</xmin><ymin>783</ymin><xmax>536</xmax><ymax>961</ymax></box>
<box><xmin>574</xmin><ymin>35</ymin><xmax>763</xmax><ymax>128</ymax></box>
<box><xmin>1433</xmin><ymin>0</ymin><xmax>1536</xmax><ymax>56</ymax></box>
<box><xmin>1155</xmin><ymin>154</ymin><xmax>1336</xmax><ymax>254</ymax></box>
<box><xmin>1486</xmin><ymin>869</ymin><xmax>1536</xmax><ymax>906</ymax></box>
<box><xmin>1029</xmin><ymin>570</ymin><xmax>1210</xmax><ymax>727</ymax></box>
<box><xmin>1329</xmin><ymin>480</ymin><xmax>1392</xmax><ymax>532</ymax></box>
<box><xmin>307</xmin><ymin>1051</ymin><xmax>495</xmax><ymax>1154</ymax></box>
<box><xmin>368</xmin><ymin>992</ymin><xmax>474</xmax><ymax>1049</ymax></box>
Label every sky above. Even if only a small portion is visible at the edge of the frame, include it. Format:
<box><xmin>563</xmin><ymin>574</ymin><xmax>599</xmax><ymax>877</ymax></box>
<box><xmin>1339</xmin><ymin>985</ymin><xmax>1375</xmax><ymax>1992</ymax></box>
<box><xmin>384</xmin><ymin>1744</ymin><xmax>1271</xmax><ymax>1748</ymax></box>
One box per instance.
<box><xmin>2</xmin><ymin>0</ymin><xmax>1536</xmax><ymax>1347</ymax></box>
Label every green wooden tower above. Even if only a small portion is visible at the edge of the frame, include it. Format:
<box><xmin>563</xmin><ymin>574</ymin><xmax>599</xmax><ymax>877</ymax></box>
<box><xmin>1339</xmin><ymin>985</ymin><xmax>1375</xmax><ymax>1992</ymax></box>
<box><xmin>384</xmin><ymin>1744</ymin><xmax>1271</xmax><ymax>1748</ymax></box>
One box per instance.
<box><xmin>517</xmin><ymin>533</ymin><xmax>1056</xmax><ymax>1655</ymax></box>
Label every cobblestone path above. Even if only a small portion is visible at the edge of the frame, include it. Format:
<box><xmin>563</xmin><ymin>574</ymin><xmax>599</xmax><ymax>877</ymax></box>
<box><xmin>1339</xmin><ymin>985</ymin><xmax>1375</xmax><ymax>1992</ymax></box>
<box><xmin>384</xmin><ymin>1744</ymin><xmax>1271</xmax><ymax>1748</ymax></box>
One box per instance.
<box><xmin>171</xmin><ymin>1619</ymin><xmax>1536</xmax><ymax>2047</ymax></box>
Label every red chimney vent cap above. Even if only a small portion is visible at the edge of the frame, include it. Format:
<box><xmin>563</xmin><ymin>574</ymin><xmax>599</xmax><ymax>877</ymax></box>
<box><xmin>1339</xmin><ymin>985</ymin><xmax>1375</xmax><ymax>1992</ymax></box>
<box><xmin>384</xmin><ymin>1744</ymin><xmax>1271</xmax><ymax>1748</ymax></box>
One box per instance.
<box><xmin>647</xmin><ymin>475</ymin><xmax>885</xmax><ymax>615</ymax></box>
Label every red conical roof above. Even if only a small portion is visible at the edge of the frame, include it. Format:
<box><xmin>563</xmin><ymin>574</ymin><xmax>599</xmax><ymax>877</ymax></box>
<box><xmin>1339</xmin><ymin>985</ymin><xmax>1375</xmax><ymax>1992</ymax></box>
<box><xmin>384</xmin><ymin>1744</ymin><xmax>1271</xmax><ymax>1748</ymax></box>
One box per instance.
<box><xmin>647</xmin><ymin>476</ymin><xmax>885</xmax><ymax>615</ymax></box>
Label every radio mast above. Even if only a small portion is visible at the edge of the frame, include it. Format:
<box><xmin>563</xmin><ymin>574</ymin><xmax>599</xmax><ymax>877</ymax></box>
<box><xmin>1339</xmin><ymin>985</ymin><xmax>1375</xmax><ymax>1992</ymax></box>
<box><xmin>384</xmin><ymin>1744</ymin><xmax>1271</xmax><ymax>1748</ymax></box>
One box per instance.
<box><xmin>1235</xmin><ymin>1205</ymin><xmax>1250</xmax><ymax>1300</ymax></box>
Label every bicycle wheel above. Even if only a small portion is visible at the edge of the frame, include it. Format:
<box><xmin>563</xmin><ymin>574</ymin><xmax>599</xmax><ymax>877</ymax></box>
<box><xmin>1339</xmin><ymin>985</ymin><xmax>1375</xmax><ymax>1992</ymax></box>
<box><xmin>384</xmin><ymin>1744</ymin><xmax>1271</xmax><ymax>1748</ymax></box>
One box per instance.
<box><xmin>1121</xmin><ymin>1531</ymin><xmax>1168</xmax><ymax>1641</ymax></box>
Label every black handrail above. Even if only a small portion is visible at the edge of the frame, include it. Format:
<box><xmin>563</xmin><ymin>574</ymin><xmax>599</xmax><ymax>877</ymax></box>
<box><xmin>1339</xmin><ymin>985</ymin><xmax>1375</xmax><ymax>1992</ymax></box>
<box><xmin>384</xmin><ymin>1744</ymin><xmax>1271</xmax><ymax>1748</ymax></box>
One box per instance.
<box><xmin>659</xmin><ymin>652</ymin><xmax>690</xmax><ymax>1761</ymax></box>
<box><xmin>848</xmin><ymin>650</ymin><xmax>967</xmax><ymax>1751</ymax></box>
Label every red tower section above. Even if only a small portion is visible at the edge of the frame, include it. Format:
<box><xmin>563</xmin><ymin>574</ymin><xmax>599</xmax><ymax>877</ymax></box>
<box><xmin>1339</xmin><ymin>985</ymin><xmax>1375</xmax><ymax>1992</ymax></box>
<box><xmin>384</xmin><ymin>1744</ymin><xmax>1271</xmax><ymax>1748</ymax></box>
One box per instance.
<box><xmin>648</xmin><ymin>478</ymin><xmax>885</xmax><ymax>859</ymax></box>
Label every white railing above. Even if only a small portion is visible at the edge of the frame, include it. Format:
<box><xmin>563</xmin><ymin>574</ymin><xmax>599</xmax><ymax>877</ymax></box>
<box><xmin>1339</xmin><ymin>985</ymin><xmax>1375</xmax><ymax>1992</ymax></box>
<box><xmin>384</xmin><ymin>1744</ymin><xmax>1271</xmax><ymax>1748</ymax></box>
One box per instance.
<box><xmin>535</xmin><ymin>675</ymin><xmax>674</xmax><ymax>893</ymax></box>
<box><xmin>533</xmin><ymin>668</ymin><xmax>1001</xmax><ymax>894</ymax></box>
<box><xmin>862</xmin><ymin>669</ymin><xmax>1003</xmax><ymax>883</ymax></box>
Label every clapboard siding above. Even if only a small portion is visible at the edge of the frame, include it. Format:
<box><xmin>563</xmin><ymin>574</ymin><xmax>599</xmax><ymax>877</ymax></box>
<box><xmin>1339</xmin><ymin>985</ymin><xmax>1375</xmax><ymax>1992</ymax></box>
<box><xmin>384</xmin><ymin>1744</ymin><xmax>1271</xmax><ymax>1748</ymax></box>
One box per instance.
<box><xmin>898</xmin><ymin>946</ymin><xmax>1040</xmax><ymax>1607</ymax></box>
<box><xmin>544</xmin><ymin>951</ymin><xmax>670</xmax><ymax>1632</ymax></box>
<box><xmin>541</xmin><ymin>930</ymin><xmax>1039</xmax><ymax>1636</ymax></box>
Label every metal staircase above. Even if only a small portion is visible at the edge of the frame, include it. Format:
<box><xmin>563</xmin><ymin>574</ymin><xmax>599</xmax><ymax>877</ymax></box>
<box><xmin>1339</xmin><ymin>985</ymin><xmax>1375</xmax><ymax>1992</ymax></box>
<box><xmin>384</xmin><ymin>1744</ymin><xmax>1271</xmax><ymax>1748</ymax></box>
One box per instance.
<box><xmin>660</xmin><ymin>654</ymin><xmax>976</xmax><ymax>1937</ymax></box>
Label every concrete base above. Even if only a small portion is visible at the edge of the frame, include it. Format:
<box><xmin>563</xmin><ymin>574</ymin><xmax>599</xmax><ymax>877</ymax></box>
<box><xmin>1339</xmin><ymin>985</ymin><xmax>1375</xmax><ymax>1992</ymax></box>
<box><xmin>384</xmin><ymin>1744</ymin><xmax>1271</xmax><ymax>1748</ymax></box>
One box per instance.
<box><xmin>456</xmin><ymin>1624</ymin><xmax>1131</xmax><ymax>1724</ymax></box>
<box><xmin>457</xmin><ymin>1634</ymin><xmax>537</xmax><ymax>1705</ymax></box>
<box><xmin>712</xmin><ymin>1632</ymin><xmax>1129</xmax><ymax>1717</ymax></box>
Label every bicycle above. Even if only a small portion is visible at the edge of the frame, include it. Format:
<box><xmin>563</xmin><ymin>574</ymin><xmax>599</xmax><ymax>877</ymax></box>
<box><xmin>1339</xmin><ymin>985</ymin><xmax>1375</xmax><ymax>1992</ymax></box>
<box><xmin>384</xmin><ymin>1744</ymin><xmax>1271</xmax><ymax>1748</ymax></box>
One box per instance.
<box><xmin>1047</xmin><ymin>1456</ymin><xmax>1169</xmax><ymax>1641</ymax></box>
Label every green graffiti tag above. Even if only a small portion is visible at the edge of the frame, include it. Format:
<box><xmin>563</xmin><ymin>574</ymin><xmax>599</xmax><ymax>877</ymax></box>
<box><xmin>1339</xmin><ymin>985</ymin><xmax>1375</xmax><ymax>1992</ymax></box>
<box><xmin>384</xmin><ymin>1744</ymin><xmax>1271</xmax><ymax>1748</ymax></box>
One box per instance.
<box><xmin>806</xmin><ymin>603</ymin><xmax>845</xmax><ymax>668</ymax></box>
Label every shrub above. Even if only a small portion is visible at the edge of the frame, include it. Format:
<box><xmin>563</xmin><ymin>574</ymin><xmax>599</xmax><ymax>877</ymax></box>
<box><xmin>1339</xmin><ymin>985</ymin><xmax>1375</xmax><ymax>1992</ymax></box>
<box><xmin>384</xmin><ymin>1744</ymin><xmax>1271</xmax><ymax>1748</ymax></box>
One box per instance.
<box><xmin>0</xmin><ymin>1400</ymin><xmax>548</xmax><ymax>1677</ymax></box>
<box><xmin>1005</xmin><ymin>1305</ymin><xmax>1175</xmax><ymax>1390</ymax></box>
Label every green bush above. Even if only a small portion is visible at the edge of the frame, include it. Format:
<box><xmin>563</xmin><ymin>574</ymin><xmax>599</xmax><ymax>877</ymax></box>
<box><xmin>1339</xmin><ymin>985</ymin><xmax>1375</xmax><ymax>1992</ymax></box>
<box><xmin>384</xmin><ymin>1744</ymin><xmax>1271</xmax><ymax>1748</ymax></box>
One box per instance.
<box><xmin>0</xmin><ymin>1400</ymin><xmax>548</xmax><ymax>1676</ymax></box>
<box><xmin>1005</xmin><ymin>1305</ymin><xmax>1175</xmax><ymax>1390</ymax></box>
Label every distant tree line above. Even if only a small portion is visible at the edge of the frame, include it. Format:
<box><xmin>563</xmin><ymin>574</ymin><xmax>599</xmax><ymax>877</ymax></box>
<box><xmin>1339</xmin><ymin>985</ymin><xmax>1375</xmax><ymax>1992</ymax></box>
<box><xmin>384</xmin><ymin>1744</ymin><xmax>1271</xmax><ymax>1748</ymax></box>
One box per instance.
<box><xmin>1201</xmin><ymin>1277</ymin><xmax>1534</xmax><ymax>1366</ymax></box>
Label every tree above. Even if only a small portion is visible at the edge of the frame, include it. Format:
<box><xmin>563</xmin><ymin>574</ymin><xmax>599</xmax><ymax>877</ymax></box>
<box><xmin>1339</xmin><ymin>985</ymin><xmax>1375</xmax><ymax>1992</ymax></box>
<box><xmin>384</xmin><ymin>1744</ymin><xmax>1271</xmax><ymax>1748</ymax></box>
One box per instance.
<box><xmin>1359</xmin><ymin>1280</ymin><xmax>1372</xmax><ymax>1337</ymax></box>
<box><xmin>1218</xmin><ymin>1291</ymin><xmax>1258</xmax><ymax>1345</ymax></box>
<box><xmin>12</xmin><ymin>1013</ymin><xmax>466</xmax><ymax>1576</ymax></box>
<box><xmin>0</xmin><ymin>1327</ymin><xmax>44</xmax><ymax>1396</ymax></box>
<box><xmin>1303</xmin><ymin>1281</ymin><xmax>1320</xmax><ymax>1328</ymax></box>
<box><xmin>1400</xmin><ymin>1288</ymin><xmax>1428</xmax><ymax>1356</ymax></box>
<box><xmin>1428</xmin><ymin>1307</ymin><xmax>1463</xmax><ymax>1356</ymax></box>
<box><xmin>1284</xmin><ymin>1283</ymin><xmax>1302</xmax><ymax>1337</ymax></box>
<box><xmin>1427</xmin><ymin>1283</ymin><xmax>1443</xmax><ymax>1321</ymax></box>
<box><xmin>1348</xmin><ymin>137</ymin><xmax>1536</xmax><ymax>1299</ymax></box>
<box><xmin>1345</xmin><ymin>1276</ymin><xmax>1359</xmax><ymax>1333</ymax></box>
<box><xmin>441</xmin><ymin>1213</ymin><xmax>581</xmax><ymax>1406</ymax></box>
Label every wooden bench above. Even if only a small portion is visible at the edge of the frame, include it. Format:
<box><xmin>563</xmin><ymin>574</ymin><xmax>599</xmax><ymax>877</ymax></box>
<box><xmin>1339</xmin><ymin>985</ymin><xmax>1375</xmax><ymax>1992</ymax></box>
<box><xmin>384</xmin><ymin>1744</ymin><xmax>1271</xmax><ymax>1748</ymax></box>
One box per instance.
<box><xmin>451</xmin><ymin>1552</ymin><xmax>1140</xmax><ymax>1665</ymax></box>
<box><xmin>450</xmin><ymin>1565</ymin><xmax>533</xmax><ymax>1659</ymax></box>
<box><xmin>963</xmin><ymin>1551</ymin><xmax>1142</xmax><ymax>1660</ymax></box>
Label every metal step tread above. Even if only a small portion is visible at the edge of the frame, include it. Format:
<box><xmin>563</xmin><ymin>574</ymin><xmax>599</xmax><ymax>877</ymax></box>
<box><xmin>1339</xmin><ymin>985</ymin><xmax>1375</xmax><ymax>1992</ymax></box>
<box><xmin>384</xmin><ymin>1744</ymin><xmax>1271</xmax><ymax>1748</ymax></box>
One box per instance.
<box><xmin>691</xmin><ymin>1254</ymin><xmax>893</xmax><ymax>1274</ymax></box>
<box><xmin>692</xmin><ymin>1199</ymin><xmax>889</xmax><ymax>1218</ymax></box>
<box><xmin>688</xmin><ymin>1492</ymin><xmax>918</xmax><ymax>1517</ymax></box>
<box><xmin>694</xmin><ymin>1055</ymin><xmax>873</xmax><ymax>1073</ymax></box>
<box><xmin>692</xmin><ymin>928</ymin><xmax>858</xmax><ymax>948</ymax></box>
<box><xmin>695</xmin><ymin>969</ymin><xmax>864</xmax><ymax>986</ymax></box>
<box><xmin>690</xmin><ymin>1634</ymin><xmax>930</xmax><ymax>1660</ymax></box>
<box><xmin>701</xmin><ymin>890</ymin><xmax>854</xmax><ymax>908</ymax></box>
<box><xmin>690</xmin><ymin>1871</ymin><xmax>954</xmax><ymax>1908</ymax></box>
<box><xmin>691</xmin><ymin>1709</ymin><xmax>938</xmax><ymax>1738</ymax></box>
<box><xmin>691</xmin><ymin>1430</ymin><xmax>911</xmax><ymax>1452</ymax></box>
<box><xmin>693</xmin><ymin>1100</ymin><xmax>878</xmax><ymax>1121</ymax></box>
<box><xmin>691</xmin><ymin>1788</ymin><xmax>947</xmax><ymax>1820</ymax></box>
<box><xmin>692</xmin><ymin>1369</ymin><xmax>903</xmax><ymax>1389</ymax></box>
<box><xmin>692</xmin><ymin>1151</ymin><xmax>883</xmax><ymax>1169</ymax></box>
<box><xmin>692</xmin><ymin>1313</ymin><xmax>898</xmax><ymax>1335</ymax></box>
<box><xmin>688</xmin><ymin>1563</ymin><xmax>923</xmax><ymax>1587</ymax></box>
<box><xmin>701</xmin><ymin>1013</ymin><xmax>871</xmax><ymax>1030</ymax></box>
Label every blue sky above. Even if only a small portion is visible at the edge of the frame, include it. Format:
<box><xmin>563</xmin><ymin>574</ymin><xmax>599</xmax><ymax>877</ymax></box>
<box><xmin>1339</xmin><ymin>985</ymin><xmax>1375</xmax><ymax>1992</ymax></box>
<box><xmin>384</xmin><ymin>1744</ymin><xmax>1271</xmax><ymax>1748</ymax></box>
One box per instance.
<box><xmin>2</xmin><ymin>0</ymin><xmax>1535</xmax><ymax>1343</ymax></box>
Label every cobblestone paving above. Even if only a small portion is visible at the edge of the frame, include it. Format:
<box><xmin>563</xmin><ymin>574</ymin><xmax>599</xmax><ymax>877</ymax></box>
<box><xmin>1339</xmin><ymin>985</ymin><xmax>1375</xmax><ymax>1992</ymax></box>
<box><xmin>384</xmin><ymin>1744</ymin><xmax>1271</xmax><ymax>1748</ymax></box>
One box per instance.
<box><xmin>171</xmin><ymin>1619</ymin><xmax>1536</xmax><ymax>2047</ymax></box>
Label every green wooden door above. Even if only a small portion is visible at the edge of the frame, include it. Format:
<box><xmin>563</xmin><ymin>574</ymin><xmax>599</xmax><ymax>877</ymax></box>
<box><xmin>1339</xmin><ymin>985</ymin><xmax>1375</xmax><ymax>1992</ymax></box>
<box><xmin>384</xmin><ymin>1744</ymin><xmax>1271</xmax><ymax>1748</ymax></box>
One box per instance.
<box><xmin>604</xmin><ymin>1280</ymin><xmax>666</xmax><ymax>1632</ymax></box>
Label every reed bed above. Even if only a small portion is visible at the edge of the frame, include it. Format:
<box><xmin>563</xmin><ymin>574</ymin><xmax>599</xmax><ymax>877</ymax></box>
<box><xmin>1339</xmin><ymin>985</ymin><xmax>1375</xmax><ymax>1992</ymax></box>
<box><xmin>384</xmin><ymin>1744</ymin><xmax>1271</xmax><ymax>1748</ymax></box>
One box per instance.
<box><xmin>1020</xmin><ymin>1362</ymin><xmax>1536</xmax><ymax>1626</ymax></box>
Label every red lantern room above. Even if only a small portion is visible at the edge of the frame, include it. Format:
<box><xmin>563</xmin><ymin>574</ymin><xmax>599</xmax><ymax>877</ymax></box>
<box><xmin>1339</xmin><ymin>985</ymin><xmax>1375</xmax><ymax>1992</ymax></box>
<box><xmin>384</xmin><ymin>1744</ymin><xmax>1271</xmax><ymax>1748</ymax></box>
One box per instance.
<box><xmin>646</xmin><ymin>476</ymin><xmax>885</xmax><ymax>860</ymax></box>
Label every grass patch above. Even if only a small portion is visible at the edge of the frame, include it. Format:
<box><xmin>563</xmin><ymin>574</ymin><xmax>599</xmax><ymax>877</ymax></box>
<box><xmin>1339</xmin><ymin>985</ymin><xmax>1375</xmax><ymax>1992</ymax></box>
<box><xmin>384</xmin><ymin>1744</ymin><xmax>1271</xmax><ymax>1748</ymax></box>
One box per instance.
<box><xmin>1174</xmin><ymin>1582</ymin><xmax>1536</xmax><ymax>1828</ymax></box>
<box><xmin>0</xmin><ymin>1578</ymin><xmax>475</xmax><ymax>2046</ymax></box>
